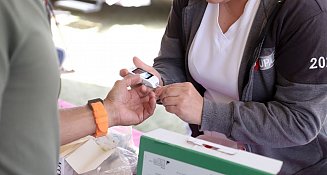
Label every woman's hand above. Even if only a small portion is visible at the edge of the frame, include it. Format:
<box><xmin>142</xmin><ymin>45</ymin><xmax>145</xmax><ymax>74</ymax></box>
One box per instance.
<box><xmin>156</xmin><ymin>82</ymin><xmax>203</xmax><ymax>125</ymax></box>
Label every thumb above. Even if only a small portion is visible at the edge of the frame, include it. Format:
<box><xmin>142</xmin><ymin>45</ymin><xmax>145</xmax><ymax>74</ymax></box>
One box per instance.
<box><xmin>133</xmin><ymin>56</ymin><xmax>152</xmax><ymax>72</ymax></box>
<box><xmin>133</xmin><ymin>56</ymin><xmax>162</xmax><ymax>85</ymax></box>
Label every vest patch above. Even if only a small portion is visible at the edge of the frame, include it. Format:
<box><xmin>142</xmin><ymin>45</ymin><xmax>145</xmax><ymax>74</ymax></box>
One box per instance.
<box><xmin>259</xmin><ymin>48</ymin><xmax>275</xmax><ymax>70</ymax></box>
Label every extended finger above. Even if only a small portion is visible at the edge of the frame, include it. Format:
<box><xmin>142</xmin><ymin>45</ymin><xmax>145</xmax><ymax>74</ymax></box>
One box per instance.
<box><xmin>139</xmin><ymin>95</ymin><xmax>150</xmax><ymax>103</ymax></box>
<box><xmin>145</xmin><ymin>95</ymin><xmax>156</xmax><ymax>116</ymax></box>
<box><xmin>119</xmin><ymin>69</ymin><xmax>130</xmax><ymax>77</ymax></box>
<box><xmin>149</xmin><ymin>94</ymin><xmax>156</xmax><ymax>110</ymax></box>
<box><xmin>123</xmin><ymin>74</ymin><xmax>142</xmax><ymax>87</ymax></box>
<box><xmin>132</xmin><ymin>85</ymin><xmax>154</xmax><ymax>98</ymax></box>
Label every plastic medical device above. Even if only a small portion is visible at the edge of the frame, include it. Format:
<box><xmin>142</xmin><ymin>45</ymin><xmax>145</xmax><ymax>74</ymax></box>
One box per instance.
<box><xmin>128</xmin><ymin>67</ymin><xmax>160</xmax><ymax>89</ymax></box>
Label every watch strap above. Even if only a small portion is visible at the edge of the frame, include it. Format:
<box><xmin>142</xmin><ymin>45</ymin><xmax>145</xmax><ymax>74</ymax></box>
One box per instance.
<box><xmin>88</xmin><ymin>98</ymin><xmax>108</xmax><ymax>137</ymax></box>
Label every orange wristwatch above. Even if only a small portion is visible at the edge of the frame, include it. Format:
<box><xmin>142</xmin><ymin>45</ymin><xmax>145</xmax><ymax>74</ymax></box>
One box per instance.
<box><xmin>87</xmin><ymin>98</ymin><xmax>108</xmax><ymax>137</ymax></box>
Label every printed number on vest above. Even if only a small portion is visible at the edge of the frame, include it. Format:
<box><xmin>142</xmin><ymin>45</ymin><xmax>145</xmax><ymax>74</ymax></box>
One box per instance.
<box><xmin>309</xmin><ymin>57</ymin><xmax>327</xmax><ymax>69</ymax></box>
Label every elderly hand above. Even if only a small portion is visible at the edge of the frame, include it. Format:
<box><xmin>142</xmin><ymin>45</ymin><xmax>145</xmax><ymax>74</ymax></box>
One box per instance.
<box><xmin>104</xmin><ymin>75</ymin><xmax>156</xmax><ymax>126</ymax></box>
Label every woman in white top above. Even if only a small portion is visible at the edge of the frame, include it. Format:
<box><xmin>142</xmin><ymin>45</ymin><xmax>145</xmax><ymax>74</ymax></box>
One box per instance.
<box><xmin>121</xmin><ymin>0</ymin><xmax>327</xmax><ymax>174</ymax></box>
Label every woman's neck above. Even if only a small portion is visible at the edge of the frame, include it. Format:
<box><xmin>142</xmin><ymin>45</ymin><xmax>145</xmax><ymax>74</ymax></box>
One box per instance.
<box><xmin>218</xmin><ymin>0</ymin><xmax>248</xmax><ymax>33</ymax></box>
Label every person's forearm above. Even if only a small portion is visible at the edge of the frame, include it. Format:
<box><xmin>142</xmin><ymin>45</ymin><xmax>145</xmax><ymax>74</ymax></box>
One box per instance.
<box><xmin>59</xmin><ymin>101</ymin><xmax>117</xmax><ymax>145</ymax></box>
<box><xmin>59</xmin><ymin>106</ymin><xmax>96</xmax><ymax>145</ymax></box>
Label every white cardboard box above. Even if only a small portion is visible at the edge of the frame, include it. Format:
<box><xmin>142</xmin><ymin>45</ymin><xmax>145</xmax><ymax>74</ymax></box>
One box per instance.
<box><xmin>137</xmin><ymin>128</ymin><xmax>283</xmax><ymax>175</ymax></box>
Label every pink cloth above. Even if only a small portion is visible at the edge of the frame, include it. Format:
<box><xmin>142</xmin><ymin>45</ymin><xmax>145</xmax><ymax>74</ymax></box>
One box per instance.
<box><xmin>58</xmin><ymin>99</ymin><xmax>75</xmax><ymax>109</ymax></box>
<box><xmin>131</xmin><ymin>129</ymin><xmax>143</xmax><ymax>147</ymax></box>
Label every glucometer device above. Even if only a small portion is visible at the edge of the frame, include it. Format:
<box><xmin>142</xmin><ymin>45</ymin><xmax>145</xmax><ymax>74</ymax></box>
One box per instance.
<box><xmin>128</xmin><ymin>67</ymin><xmax>160</xmax><ymax>89</ymax></box>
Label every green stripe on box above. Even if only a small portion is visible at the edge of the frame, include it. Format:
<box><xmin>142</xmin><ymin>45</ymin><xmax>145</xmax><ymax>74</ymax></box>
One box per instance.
<box><xmin>137</xmin><ymin>135</ymin><xmax>273</xmax><ymax>175</ymax></box>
